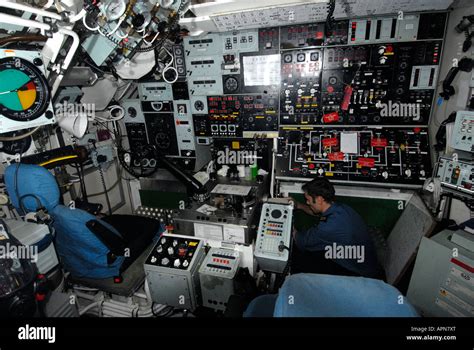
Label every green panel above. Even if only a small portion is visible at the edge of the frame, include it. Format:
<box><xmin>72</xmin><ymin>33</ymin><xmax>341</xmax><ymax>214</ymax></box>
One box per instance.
<box><xmin>139</xmin><ymin>190</ymin><xmax>188</xmax><ymax>209</ymax></box>
<box><xmin>290</xmin><ymin>193</ymin><xmax>404</xmax><ymax>238</ymax></box>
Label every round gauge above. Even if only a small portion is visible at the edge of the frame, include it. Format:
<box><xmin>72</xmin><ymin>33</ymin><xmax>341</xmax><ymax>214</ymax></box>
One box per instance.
<box><xmin>194</xmin><ymin>100</ymin><xmax>205</xmax><ymax>112</ymax></box>
<box><xmin>0</xmin><ymin>57</ymin><xmax>51</xmax><ymax>122</ymax></box>
<box><xmin>0</xmin><ymin>132</ymin><xmax>32</xmax><ymax>155</ymax></box>
<box><xmin>328</xmin><ymin>76</ymin><xmax>338</xmax><ymax>85</ymax></box>
<box><xmin>296</xmin><ymin>53</ymin><xmax>306</xmax><ymax>62</ymax></box>
<box><xmin>155</xmin><ymin>133</ymin><xmax>171</xmax><ymax>150</ymax></box>
<box><xmin>224</xmin><ymin>76</ymin><xmax>239</xmax><ymax>93</ymax></box>
<box><xmin>283</xmin><ymin>54</ymin><xmax>292</xmax><ymax>63</ymax></box>
<box><xmin>271</xmin><ymin>209</ymin><xmax>282</xmax><ymax>219</ymax></box>
<box><xmin>310</xmin><ymin>52</ymin><xmax>319</xmax><ymax>61</ymax></box>
<box><xmin>127</xmin><ymin>106</ymin><xmax>137</xmax><ymax>118</ymax></box>
<box><xmin>104</xmin><ymin>0</ymin><xmax>127</xmax><ymax>21</ymax></box>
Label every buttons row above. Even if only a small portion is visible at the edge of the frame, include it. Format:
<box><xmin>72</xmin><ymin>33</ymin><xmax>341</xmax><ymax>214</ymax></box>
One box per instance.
<box><xmin>212</xmin><ymin>258</ymin><xmax>230</xmax><ymax>265</ymax></box>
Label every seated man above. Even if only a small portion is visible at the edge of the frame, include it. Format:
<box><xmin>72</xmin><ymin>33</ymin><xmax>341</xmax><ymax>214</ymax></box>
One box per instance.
<box><xmin>290</xmin><ymin>178</ymin><xmax>382</xmax><ymax>278</ymax></box>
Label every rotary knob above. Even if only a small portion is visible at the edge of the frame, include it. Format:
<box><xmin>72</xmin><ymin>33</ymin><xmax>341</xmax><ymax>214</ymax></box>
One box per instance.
<box><xmin>174</xmin><ymin>259</ymin><xmax>181</xmax><ymax>268</ymax></box>
<box><xmin>382</xmin><ymin>171</ymin><xmax>389</xmax><ymax>179</ymax></box>
<box><xmin>405</xmin><ymin>169</ymin><xmax>412</xmax><ymax>177</ymax></box>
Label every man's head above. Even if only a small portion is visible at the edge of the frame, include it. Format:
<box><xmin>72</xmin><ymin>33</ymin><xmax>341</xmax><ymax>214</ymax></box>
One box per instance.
<box><xmin>301</xmin><ymin>178</ymin><xmax>335</xmax><ymax>214</ymax></box>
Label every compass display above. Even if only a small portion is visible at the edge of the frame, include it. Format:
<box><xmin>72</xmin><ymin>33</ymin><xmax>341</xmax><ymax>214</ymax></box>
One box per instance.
<box><xmin>0</xmin><ymin>57</ymin><xmax>51</xmax><ymax>122</ymax></box>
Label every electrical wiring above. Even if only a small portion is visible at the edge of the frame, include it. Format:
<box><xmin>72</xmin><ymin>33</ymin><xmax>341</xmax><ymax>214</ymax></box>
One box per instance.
<box><xmin>98</xmin><ymin>16</ymin><xmax>125</xmax><ymax>38</ymax></box>
<box><xmin>97</xmin><ymin>162</ymin><xmax>112</xmax><ymax>215</ymax></box>
<box><xmin>142</xmin><ymin>31</ymin><xmax>160</xmax><ymax>45</ymax></box>
<box><xmin>87</xmin><ymin>164</ymin><xmax>123</xmax><ymax>197</ymax></box>
<box><xmin>82</xmin><ymin>12</ymin><xmax>100</xmax><ymax>31</ymax></box>
<box><xmin>162</xmin><ymin>47</ymin><xmax>178</xmax><ymax>84</ymax></box>
<box><xmin>131</xmin><ymin>0</ymin><xmax>185</xmax><ymax>54</ymax></box>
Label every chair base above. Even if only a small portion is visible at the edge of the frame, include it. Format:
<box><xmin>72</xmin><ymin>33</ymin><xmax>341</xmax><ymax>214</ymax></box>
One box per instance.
<box><xmin>69</xmin><ymin>242</ymin><xmax>154</xmax><ymax>297</ymax></box>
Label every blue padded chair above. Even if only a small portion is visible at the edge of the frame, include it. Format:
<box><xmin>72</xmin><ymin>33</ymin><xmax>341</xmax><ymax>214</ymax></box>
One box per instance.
<box><xmin>4</xmin><ymin>164</ymin><xmax>163</xmax><ymax>295</ymax></box>
<box><xmin>244</xmin><ymin>274</ymin><xmax>419</xmax><ymax>317</ymax></box>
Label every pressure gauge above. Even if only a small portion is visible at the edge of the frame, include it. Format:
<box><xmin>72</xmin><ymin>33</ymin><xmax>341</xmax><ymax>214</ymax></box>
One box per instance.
<box><xmin>0</xmin><ymin>57</ymin><xmax>51</xmax><ymax>122</ymax></box>
<box><xmin>104</xmin><ymin>0</ymin><xmax>127</xmax><ymax>21</ymax></box>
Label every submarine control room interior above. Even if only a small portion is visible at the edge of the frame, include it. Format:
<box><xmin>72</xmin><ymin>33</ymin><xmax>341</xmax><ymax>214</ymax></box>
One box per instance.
<box><xmin>0</xmin><ymin>0</ymin><xmax>473</xmax><ymax>321</ymax></box>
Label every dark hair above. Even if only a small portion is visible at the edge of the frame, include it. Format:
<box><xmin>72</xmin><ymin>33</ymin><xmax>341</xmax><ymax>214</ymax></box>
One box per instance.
<box><xmin>301</xmin><ymin>178</ymin><xmax>335</xmax><ymax>203</ymax></box>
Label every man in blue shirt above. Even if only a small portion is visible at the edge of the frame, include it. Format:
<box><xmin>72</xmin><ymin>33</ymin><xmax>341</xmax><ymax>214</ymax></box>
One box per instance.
<box><xmin>291</xmin><ymin>178</ymin><xmax>382</xmax><ymax>278</ymax></box>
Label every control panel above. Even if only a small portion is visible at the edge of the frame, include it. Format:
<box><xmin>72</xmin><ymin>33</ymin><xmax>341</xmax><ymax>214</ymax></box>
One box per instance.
<box><xmin>126</xmin><ymin>11</ymin><xmax>447</xmax><ymax>189</ymax></box>
<box><xmin>135</xmin><ymin>206</ymin><xmax>177</xmax><ymax>229</ymax></box>
<box><xmin>280</xmin><ymin>23</ymin><xmax>325</xmax><ymax>49</ymax></box>
<box><xmin>173</xmin><ymin>44</ymin><xmax>187</xmax><ymax>81</ymax></box>
<box><xmin>144</xmin><ymin>234</ymin><xmax>205</xmax><ymax>310</ymax></box>
<box><xmin>436</xmin><ymin>157</ymin><xmax>474</xmax><ymax>197</ymax></box>
<box><xmin>451</xmin><ymin>111</ymin><xmax>474</xmax><ymax>153</ymax></box>
<box><xmin>144</xmin><ymin>110</ymin><xmax>179</xmax><ymax>157</ymax></box>
<box><xmin>279</xmin><ymin>40</ymin><xmax>441</xmax><ymax>125</ymax></box>
<box><xmin>281</xmin><ymin>49</ymin><xmax>323</xmax><ymax>120</ymax></box>
<box><xmin>145</xmin><ymin>235</ymin><xmax>201</xmax><ymax>270</ymax></box>
<box><xmin>173</xmin><ymin>100</ymin><xmax>198</xmax><ymax>158</ymax></box>
<box><xmin>192</xmin><ymin>94</ymin><xmax>279</xmax><ymax>138</ymax></box>
<box><xmin>139</xmin><ymin>82</ymin><xmax>173</xmax><ymax>101</ymax></box>
<box><xmin>211</xmin><ymin>137</ymin><xmax>273</xmax><ymax>171</ymax></box>
<box><xmin>199</xmin><ymin>248</ymin><xmax>241</xmax><ymax>311</ymax></box>
<box><xmin>254</xmin><ymin>201</ymin><xmax>293</xmax><ymax>273</ymax></box>
<box><xmin>122</xmin><ymin>98</ymin><xmax>159</xmax><ymax>170</ymax></box>
<box><xmin>276</xmin><ymin>126</ymin><xmax>431</xmax><ymax>186</ymax></box>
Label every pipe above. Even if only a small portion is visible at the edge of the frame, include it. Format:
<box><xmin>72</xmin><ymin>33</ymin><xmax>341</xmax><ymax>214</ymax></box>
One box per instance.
<box><xmin>0</xmin><ymin>127</ymin><xmax>41</xmax><ymax>141</ymax></box>
<box><xmin>0</xmin><ymin>1</ymin><xmax>63</xmax><ymax>21</ymax></box>
<box><xmin>49</xmin><ymin>28</ymin><xmax>80</xmax><ymax>97</ymax></box>
<box><xmin>0</xmin><ymin>13</ymin><xmax>51</xmax><ymax>31</ymax></box>
<box><xmin>69</xmin><ymin>8</ymin><xmax>86</xmax><ymax>23</ymax></box>
<box><xmin>79</xmin><ymin>301</ymin><xmax>101</xmax><ymax>316</ymax></box>
<box><xmin>57</xmin><ymin>28</ymin><xmax>79</xmax><ymax>70</ymax></box>
<box><xmin>0</xmin><ymin>34</ymin><xmax>47</xmax><ymax>46</ymax></box>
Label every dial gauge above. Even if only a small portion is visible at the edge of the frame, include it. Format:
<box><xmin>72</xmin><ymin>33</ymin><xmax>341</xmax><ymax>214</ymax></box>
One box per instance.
<box><xmin>0</xmin><ymin>57</ymin><xmax>51</xmax><ymax>122</ymax></box>
<box><xmin>104</xmin><ymin>0</ymin><xmax>127</xmax><ymax>21</ymax></box>
<box><xmin>224</xmin><ymin>76</ymin><xmax>239</xmax><ymax>93</ymax></box>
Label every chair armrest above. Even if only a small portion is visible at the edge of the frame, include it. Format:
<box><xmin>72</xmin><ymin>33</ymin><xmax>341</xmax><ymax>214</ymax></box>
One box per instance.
<box><xmin>86</xmin><ymin>219</ymin><xmax>126</xmax><ymax>256</ymax></box>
